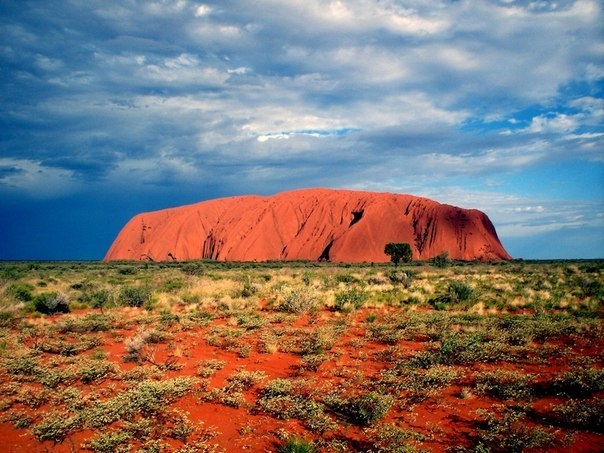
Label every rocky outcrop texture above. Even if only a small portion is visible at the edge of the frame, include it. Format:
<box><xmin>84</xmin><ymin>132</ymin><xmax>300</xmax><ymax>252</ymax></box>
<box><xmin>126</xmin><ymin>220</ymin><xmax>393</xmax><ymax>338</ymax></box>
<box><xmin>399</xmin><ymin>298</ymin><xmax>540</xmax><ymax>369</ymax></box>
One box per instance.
<box><xmin>104</xmin><ymin>188</ymin><xmax>511</xmax><ymax>262</ymax></box>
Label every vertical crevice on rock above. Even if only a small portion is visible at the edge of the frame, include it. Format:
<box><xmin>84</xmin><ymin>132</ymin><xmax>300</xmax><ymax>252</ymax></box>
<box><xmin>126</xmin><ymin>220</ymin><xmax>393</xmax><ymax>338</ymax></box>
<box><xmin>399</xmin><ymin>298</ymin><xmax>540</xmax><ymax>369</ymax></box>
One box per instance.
<box><xmin>318</xmin><ymin>240</ymin><xmax>334</xmax><ymax>262</ymax></box>
<box><xmin>140</xmin><ymin>219</ymin><xmax>147</xmax><ymax>244</ymax></box>
<box><xmin>203</xmin><ymin>234</ymin><xmax>217</xmax><ymax>260</ymax></box>
<box><xmin>349</xmin><ymin>210</ymin><xmax>364</xmax><ymax>227</ymax></box>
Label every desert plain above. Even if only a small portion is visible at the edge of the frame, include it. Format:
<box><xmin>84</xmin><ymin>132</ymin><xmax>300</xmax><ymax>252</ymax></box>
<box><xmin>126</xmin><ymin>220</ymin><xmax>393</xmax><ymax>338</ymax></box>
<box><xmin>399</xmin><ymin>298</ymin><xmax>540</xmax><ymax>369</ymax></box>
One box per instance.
<box><xmin>0</xmin><ymin>259</ymin><xmax>602</xmax><ymax>452</ymax></box>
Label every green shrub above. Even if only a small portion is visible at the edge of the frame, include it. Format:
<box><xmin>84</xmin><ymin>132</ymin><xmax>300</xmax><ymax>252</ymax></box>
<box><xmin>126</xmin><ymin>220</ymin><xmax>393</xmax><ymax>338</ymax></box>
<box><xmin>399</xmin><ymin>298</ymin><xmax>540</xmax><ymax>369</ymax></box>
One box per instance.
<box><xmin>33</xmin><ymin>292</ymin><xmax>70</xmax><ymax>314</ymax></box>
<box><xmin>119</xmin><ymin>286</ymin><xmax>151</xmax><ymax>308</ymax></box>
<box><xmin>90</xmin><ymin>290</ymin><xmax>111</xmax><ymax>311</ymax></box>
<box><xmin>448</xmin><ymin>281</ymin><xmax>473</xmax><ymax>301</ymax></box>
<box><xmin>180</xmin><ymin>262</ymin><xmax>204</xmax><ymax>276</ymax></box>
<box><xmin>279</xmin><ymin>437</ymin><xmax>316</xmax><ymax>453</ymax></box>
<box><xmin>299</xmin><ymin>327</ymin><xmax>338</xmax><ymax>355</ymax></box>
<box><xmin>335</xmin><ymin>273</ymin><xmax>358</xmax><ymax>284</ymax></box>
<box><xmin>430</xmin><ymin>281</ymin><xmax>473</xmax><ymax>308</ymax></box>
<box><xmin>118</xmin><ymin>266</ymin><xmax>137</xmax><ymax>275</ymax></box>
<box><xmin>325</xmin><ymin>392</ymin><xmax>393</xmax><ymax>426</ymax></box>
<box><xmin>476</xmin><ymin>407</ymin><xmax>555</xmax><ymax>452</ymax></box>
<box><xmin>162</xmin><ymin>278</ymin><xmax>185</xmax><ymax>293</ymax></box>
<box><xmin>6</xmin><ymin>282</ymin><xmax>34</xmax><ymax>301</ymax></box>
<box><xmin>0</xmin><ymin>310</ymin><xmax>17</xmax><ymax>327</ymax></box>
<box><xmin>410</xmin><ymin>333</ymin><xmax>509</xmax><ymax>367</ymax></box>
<box><xmin>551</xmin><ymin>398</ymin><xmax>604</xmax><ymax>431</ymax></box>
<box><xmin>475</xmin><ymin>370</ymin><xmax>534</xmax><ymax>401</ymax></box>
<box><xmin>377</xmin><ymin>363</ymin><xmax>460</xmax><ymax>402</ymax></box>
<box><xmin>196</xmin><ymin>359</ymin><xmax>226</xmax><ymax>378</ymax></box>
<box><xmin>77</xmin><ymin>359</ymin><xmax>117</xmax><ymax>384</ymax></box>
<box><xmin>366</xmin><ymin>323</ymin><xmax>402</xmax><ymax>345</ymax></box>
<box><xmin>551</xmin><ymin>368</ymin><xmax>604</xmax><ymax>398</ymax></box>
<box><xmin>365</xmin><ymin>423</ymin><xmax>425</xmax><ymax>452</ymax></box>
<box><xmin>279</xmin><ymin>286</ymin><xmax>319</xmax><ymax>314</ymax></box>
<box><xmin>255</xmin><ymin>378</ymin><xmax>335</xmax><ymax>433</ymax></box>
<box><xmin>32</xmin><ymin>411</ymin><xmax>82</xmax><ymax>443</ymax></box>
<box><xmin>334</xmin><ymin>288</ymin><xmax>367</xmax><ymax>312</ymax></box>
<box><xmin>80</xmin><ymin>377</ymin><xmax>197</xmax><ymax>428</ymax></box>
<box><xmin>85</xmin><ymin>431</ymin><xmax>131</xmax><ymax>453</ymax></box>
<box><xmin>432</xmin><ymin>251</ymin><xmax>451</xmax><ymax>268</ymax></box>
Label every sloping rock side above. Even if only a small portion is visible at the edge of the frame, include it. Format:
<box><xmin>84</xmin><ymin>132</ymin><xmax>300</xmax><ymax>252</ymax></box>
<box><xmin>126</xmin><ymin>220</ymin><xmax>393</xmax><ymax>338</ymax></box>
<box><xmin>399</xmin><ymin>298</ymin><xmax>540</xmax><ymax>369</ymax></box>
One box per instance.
<box><xmin>104</xmin><ymin>188</ymin><xmax>511</xmax><ymax>262</ymax></box>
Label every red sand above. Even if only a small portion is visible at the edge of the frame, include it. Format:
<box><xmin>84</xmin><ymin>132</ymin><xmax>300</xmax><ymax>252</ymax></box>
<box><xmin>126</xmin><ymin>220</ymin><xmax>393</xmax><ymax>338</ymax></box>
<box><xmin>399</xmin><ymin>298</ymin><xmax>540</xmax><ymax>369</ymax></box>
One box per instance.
<box><xmin>105</xmin><ymin>188</ymin><xmax>511</xmax><ymax>262</ymax></box>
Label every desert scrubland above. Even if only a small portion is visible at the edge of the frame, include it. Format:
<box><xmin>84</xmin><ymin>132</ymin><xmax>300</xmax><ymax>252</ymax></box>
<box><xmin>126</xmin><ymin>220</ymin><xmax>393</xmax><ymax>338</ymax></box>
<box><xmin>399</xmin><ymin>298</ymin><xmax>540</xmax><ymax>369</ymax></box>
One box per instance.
<box><xmin>0</xmin><ymin>259</ymin><xmax>602</xmax><ymax>452</ymax></box>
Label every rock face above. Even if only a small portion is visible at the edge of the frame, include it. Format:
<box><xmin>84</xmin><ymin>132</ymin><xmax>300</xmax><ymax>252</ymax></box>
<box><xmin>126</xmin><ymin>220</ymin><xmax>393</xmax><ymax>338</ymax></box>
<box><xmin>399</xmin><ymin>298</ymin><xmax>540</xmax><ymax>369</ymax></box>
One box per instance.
<box><xmin>104</xmin><ymin>188</ymin><xmax>511</xmax><ymax>262</ymax></box>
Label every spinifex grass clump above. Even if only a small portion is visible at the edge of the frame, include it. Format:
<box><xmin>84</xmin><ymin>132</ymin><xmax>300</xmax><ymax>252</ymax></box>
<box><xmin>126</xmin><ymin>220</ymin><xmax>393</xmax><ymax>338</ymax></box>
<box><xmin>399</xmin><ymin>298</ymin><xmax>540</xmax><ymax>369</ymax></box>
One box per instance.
<box><xmin>476</xmin><ymin>406</ymin><xmax>556</xmax><ymax>452</ymax></box>
<box><xmin>279</xmin><ymin>437</ymin><xmax>316</xmax><ymax>453</ymax></box>
<box><xmin>475</xmin><ymin>369</ymin><xmax>534</xmax><ymax>401</ymax></box>
<box><xmin>255</xmin><ymin>378</ymin><xmax>336</xmax><ymax>433</ymax></box>
<box><xmin>278</xmin><ymin>286</ymin><xmax>319</xmax><ymax>314</ymax></box>
<box><xmin>205</xmin><ymin>369</ymin><xmax>266</xmax><ymax>408</ymax></box>
<box><xmin>324</xmin><ymin>392</ymin><xmax>394</xmax><ymax>426</ymax></box>
<box><xmin>334</xmin><ymin>288</ymin><xmax>367</xmax><ymax>312</ymax></box>
<box><xmin>550</xmin><ymin>367</ymin><xmax>604</xmax><ymax>398</ymax></box>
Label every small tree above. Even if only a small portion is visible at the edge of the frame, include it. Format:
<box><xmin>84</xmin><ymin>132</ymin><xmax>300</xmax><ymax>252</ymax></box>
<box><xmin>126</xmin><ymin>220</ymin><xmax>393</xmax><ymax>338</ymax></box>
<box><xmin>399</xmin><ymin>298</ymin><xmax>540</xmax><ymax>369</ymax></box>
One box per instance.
<box><xmin>384</xmin><ymin>243</ymin><xmax>412</xmax><ymax>266</ymax></box>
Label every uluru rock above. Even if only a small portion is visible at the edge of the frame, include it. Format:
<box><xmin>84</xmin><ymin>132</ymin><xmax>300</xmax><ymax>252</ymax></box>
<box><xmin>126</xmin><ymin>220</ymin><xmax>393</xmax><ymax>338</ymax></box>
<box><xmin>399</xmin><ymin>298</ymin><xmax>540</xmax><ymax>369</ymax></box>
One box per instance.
<box><xmin>104</xmin><ymin>188</ymin><xmax>511</xmax><ymax>262</ymax></box>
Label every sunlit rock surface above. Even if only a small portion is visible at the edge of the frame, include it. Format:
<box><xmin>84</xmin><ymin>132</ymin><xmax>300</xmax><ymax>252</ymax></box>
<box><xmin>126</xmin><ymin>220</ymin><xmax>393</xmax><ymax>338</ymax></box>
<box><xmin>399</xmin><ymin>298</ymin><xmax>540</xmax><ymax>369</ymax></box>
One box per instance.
<box><xmin>105</xmin><ymin>188</ymin><xmax>511</xmax><ymax>262</ymax></box>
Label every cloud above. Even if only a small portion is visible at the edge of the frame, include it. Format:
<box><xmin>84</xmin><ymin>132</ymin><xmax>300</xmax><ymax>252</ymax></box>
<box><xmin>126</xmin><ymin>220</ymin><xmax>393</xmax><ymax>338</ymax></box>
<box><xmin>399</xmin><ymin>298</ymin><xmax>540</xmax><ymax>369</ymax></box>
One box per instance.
<box><xmin>0</xmin><ymin>158</ymin><xmax>78</xmax><ymax>198</ymax></box>
<box><xmin>0</xmin><ymin>0</ymin><xmax>602</xmax><ymax>259</ymax></box>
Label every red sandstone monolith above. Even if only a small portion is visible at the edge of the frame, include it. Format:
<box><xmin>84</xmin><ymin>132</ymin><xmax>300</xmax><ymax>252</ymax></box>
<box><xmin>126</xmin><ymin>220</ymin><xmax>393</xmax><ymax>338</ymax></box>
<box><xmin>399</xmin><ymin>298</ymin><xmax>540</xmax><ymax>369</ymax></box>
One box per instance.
<box><xmin>104</xmin><ymin>188</ymin><xmax>511</xmax><ymax>262</ymax></box>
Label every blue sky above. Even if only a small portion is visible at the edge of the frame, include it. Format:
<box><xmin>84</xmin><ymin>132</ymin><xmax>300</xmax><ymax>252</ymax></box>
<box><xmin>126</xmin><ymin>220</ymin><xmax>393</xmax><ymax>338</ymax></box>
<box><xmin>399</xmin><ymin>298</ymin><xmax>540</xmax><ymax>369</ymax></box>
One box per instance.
<box><xmin>1</xmin><ymin>0</ymin><xmax>602</xmax><ymax>260</ymax></box>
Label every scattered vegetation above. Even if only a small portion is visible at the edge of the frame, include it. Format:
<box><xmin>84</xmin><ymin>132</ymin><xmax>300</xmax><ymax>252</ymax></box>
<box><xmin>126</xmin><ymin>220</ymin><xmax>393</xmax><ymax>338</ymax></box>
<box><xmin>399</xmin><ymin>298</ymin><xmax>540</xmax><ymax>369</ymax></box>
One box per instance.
<box><xmin>0</xmin><ymin>259</ymin><xmax>601</xmax><ymax>451</ymax></box>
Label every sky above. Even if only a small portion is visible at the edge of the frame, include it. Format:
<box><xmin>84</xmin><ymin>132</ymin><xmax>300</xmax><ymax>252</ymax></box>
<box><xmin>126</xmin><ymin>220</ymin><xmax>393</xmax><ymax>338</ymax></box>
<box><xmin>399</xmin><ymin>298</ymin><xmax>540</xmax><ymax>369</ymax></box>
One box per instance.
<box><xmin>1</xmin><ymin>0</ymin><xmax>603</xmax><ymax>261</ymax></box>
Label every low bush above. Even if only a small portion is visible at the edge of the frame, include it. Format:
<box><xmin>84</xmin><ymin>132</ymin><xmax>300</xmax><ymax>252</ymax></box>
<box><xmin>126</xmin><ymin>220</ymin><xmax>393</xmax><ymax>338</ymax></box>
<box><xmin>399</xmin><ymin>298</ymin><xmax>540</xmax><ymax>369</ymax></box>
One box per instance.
<box><xmin>366</xmin><ymin>273</ymin><xmax>388</xmax><ymax>285</ymax></box>
<box><xmin>551</xmin><ymin>367</ymin><xmax>604</xmax><ymax>398</ymax></box>
<box><xmin>325</xmin><ymin>392</ymin><xmax>393</xmax><ymax>426</ymax></box>
<box><xmin>32</xmin><ymin>410</ymin><xmax>82</xmax><ymax>443</ymax></box>
<box><xmin>85</xmin><ymin>431</ymin><xmax>131</xmax><ymax>453</ymax></box>
<box><xmin>551</xmin><ymin>398</ymin><xmax>604</xmax><ymax>432</ymax></box>
<box><xmin>334</xmin><ymin>288</ymin><xmax>367</xmax><ymax>312</ymax></box>
<box><xmin>430</xmin><ymin>281</ymin><xmax>474</xmax><ymax>309</ymax></box>
<box><xmin>431</xmin><ymin>251</ymin><xmax>451</xmax><ymax>268</ymax></box>
<box><xmin>365</xmin><ymin>423</ymin><xmax>426</xmax><ymax>452</ymax></box>
<box><xmin>335</xmin><ymin>273</ymin><xmax>358</xmax><ymax>284</ymax></box>
<box><xmin>279</xmin><ymin>286</ymin><xmax>319</xmax><ymax>314</ymax></box>
<box><xmin>255</xmin><ymin>378</ymin><xmax>335</xmax><ymax>433</ymax></box>
<box><xmin>279</xmin><ymin>437</ymin><xmax>316</xmax><ymax>453</ymax></box>
<box><xmin>89</xmin><ymin>289</ymin><xmax>111</xmax><ymax>312</ymax></box>
<box><xmin>389</xmin><ymin>272</ymin><xmax>413</xmax><ymax>288</ymax></box>
<box><xmin>196</xmin><ymin>359</ymin><xmax>226</xmax><ymax>378</ymax></box>
<box><xmin>366</xmin><ymin>323</ymin><xmax>402</xmax><ymax>345</ymax></box>
<box><xmin>378</xmin><ymin>364</ymin><xmax>460</xmax><ymax>403</ymax></box>
<box><xmin>33</xmin><ymin>292</ymin><xmax>70</xmax><ymax>315</ymax></box>
<box><xmin>410</xmin><ymin>333</ymin><xmax>509</xmax><ymax>367</ymax></box>
<box><xmin>299</xmin><ymin>327</ymin><xmax>338</xmax><ymax>355</ymax></box>
<box><xmin>475</xmin><ymin>369</ymin><xmax>534</xmax><ymax>401</ymax></box>
<box><xmin>0</xmin><ymin>310</ymin><xmax>17</xmax><ymax>327</ymax></box>
<box><xmin>6</xmin><ymin>282</ymin><xmax>35</xmax><ymax>302</ymax></box>
<box><xmin>119</xmin><ymin>286</ymin><xmax>151</xmax><ymax>308</ymax></box>
<box><xmin>475</xmin><ymin>407</ymin><xmax>556</xmax><ymax>452</ymax></box>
